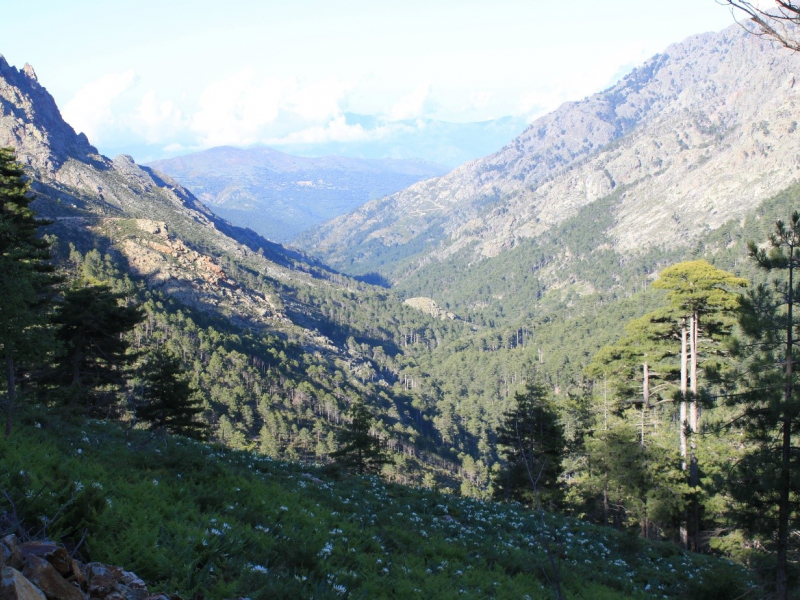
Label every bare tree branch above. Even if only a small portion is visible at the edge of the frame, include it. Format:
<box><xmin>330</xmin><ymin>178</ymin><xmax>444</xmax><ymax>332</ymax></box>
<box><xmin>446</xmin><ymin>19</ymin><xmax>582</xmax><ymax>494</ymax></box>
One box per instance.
<box><xmin>721</xmin><ymin>1</ymin><xmax>800</xmax><ymax>52</ymax></box>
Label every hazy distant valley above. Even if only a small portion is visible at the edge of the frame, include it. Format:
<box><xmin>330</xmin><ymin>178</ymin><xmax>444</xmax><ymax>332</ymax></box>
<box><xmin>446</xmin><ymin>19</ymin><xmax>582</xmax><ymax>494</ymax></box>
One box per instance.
<box><xmin>146</xmin><ymin>146</ymin><xmax>448</xmax><ymax>243</ymax></box>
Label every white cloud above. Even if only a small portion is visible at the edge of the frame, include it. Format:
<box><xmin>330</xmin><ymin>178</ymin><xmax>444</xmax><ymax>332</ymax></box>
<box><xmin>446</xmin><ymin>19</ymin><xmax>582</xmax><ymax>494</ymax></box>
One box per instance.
<box><xmin>266</xmin><ymin>115</ymin><xmax>373</xmax><ymax>145</ymax></box>
<box><xmin>469</xmin><ymin>91</ymin><xmax>493</xmax><ymax>111</ymax></box>
<box><xmin>190</xmin><ymin>69</ymin><xmax>352</xmax><ymax>147</ymax></box>
<box><xmin>191</xmin><ymin>69</ymin><xmax>284</xmax><ymax>147</ymax></box>
<box><xmin>288</xmin><ymin>78</ymin><xmax>351</xmax><ymax>121</ymax></box>
<box><xmin>62</xmin><ymin>70</ymin><xmax>136</xmax><ymax>143</ymax></box>
<box><xmin>133</xmin><ymin>91</ymin><xmax>184</xmax><ymax>144</ymax></box>
<box><xmin>388</xmin><ymin>84</ymin><xmax>432</xmax><ymax>121</ymax></box>
<box><xmin>517</xmin><ymin>47</ymin><xmax>649</xmax><ymax>120</ymax></box>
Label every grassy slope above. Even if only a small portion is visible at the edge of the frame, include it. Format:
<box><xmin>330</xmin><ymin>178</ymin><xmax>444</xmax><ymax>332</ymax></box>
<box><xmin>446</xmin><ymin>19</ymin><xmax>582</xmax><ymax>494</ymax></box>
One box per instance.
<box><xmin>1</xmin><ymin>409</ymin><xmax>752</xmax><ymax>599</ymax></box>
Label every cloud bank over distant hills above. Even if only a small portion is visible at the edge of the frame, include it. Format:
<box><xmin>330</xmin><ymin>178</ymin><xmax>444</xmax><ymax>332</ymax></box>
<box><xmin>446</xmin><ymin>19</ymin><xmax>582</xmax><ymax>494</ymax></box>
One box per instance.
<box><xmin>59</xmin><ymin>68</ymin><xmax>533</xmax><ymax>166</ymax></box>
<box><xmin>16</xmin><ymin>1</ymin><xmax>734</xmax><ymax>165</ymax></box>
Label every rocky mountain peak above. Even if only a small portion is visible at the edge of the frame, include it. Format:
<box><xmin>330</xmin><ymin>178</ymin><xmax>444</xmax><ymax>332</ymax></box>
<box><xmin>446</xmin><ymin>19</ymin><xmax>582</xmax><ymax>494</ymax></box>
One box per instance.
<box><xmin>22</xmin><ymin>63</ymin><xmax>37</xmax><ymax>81</ymax></box>
<box><xmin>0</xmin><ymin>55</ymin><xmax>99</xmax><ymax>174</ymax></box>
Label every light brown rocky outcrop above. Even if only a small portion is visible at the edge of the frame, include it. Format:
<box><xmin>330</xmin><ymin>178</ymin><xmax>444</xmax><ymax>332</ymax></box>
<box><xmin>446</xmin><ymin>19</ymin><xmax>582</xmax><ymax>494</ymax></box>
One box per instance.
<box><xmin>0</xmin><ymin>536</ymin><xmax>178</xmax><ymax>600</ymax></box>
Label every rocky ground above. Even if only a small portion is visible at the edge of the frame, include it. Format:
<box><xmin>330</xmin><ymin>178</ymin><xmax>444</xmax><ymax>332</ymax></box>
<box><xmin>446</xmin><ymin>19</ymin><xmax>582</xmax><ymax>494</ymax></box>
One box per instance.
<box><xmin>0</xmin><ymin>535</ymin><xmax>178</xmax><ymax>600</ymax></box>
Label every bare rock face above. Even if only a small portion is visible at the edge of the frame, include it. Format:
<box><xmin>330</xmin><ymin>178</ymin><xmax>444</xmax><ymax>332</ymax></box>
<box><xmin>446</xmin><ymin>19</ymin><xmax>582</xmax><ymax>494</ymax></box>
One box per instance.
<box><xmin>403</xmin><ymin>297</ymin><xmax>458</xmax><ymax>321</ymax></box>
<box><xmin>21</xmin><ymin>555</ymin><xmax>83</xmax><ymax>600</ymax></box>
<box><xmin>0</xmin><ymin>55</ymin><xmax>100</xmax><ymax>175</ymax></box>
<box><xmin>302</xmin><ymin>23</ymin><xmax>800</xmax><ymax>277</ymax></box>
<box><xmin>0</xmin><ymin>537</ymin><xmax>24</xmax><ymax>571</ymax></box>
<box><xmin>16</xmin><ymin>543</ymin><xmax>71</xmax><ymax>577</ymax></box>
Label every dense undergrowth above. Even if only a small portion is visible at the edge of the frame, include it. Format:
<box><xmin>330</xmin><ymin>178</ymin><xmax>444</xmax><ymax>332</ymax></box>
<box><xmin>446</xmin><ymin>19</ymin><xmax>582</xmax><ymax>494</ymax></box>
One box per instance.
<box><xmin>0</xmin><ymin>408</ymin><xmax>754</xmax><ymax>599</ymax></box>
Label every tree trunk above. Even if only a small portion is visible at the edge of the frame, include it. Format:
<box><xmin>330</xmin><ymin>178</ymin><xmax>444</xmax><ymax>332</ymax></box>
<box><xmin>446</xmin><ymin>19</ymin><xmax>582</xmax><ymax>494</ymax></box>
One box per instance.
<box><xmin>690</xmin><ymin>314</ymin><xmax>698</xmax><ymax>425</ymax></box>
<box><xmin>777</xmin><ymin>255</ymin><xmax>794</xmax><ymax>600</ymax></box>
<box><xmin>679</xmin><ymin>319</ymin><xmax>689</xmax><ymax>548</ymax></box>
<box><xmin>680</xmin><ymin>318</ymin><xmax>688</xmax><ymax>467</ymax></box>
<box><xmin>5</xmin><ymin>355</ymin><xmax>16</xmax><ymax>438</ymax></box>
<box><xmin>641</xmin><ymin>362</ymin><xmax>649</xmax><ymax>446</ymax></box>
<box><xmin>687</xmin><ymin>314</ymin><xmax>701</xmax><ymax>550</ymax></box>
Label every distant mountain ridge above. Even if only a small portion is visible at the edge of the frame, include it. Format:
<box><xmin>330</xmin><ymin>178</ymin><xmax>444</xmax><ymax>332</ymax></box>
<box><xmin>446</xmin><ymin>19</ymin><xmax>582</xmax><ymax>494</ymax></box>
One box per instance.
<box><xmin>146</xmin><ymin>146</ymin><xmax>448</xmax><ymax>243</ymax></box>
<box><xmin>300</xmin><ymin>24</ymin><xmax>800</xmax><ymax>280</ymax></box>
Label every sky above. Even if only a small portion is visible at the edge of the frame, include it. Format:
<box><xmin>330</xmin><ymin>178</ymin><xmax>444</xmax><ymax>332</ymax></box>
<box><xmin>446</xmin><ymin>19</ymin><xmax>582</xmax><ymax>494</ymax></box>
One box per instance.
<box><xmin>0</xmin><ymin>1</ymin><xmax>743</xmax><ymax>163</ymax></box>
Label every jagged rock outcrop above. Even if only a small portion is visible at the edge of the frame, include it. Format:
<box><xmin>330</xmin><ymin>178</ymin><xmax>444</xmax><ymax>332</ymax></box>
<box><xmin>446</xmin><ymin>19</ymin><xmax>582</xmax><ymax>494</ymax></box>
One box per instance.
<box><xmin>0</xmin><ymin>57</ymin><xmax>98</xmax><ymax>175</ymax></box>
<box><xmin>403</xmin><ymin>297</ymin><xmax>458</xmax><ymax>321</ymax></box>
<box><xmin>0</xmin><ymin>535</ymin><xmax>175</xmax><ymax>600</ymax></box>
<box><xmin>302</xmin><ymin>23</ymin><xmax>800</xmax><ymax>276</ymax></box>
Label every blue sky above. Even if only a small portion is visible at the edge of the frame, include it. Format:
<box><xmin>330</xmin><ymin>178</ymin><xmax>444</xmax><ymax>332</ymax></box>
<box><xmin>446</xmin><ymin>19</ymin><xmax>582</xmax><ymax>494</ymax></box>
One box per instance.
<box><xmin>0</xmin><ymin>1</ymin><xmax>740</xmax><ymax>161</ymax></box>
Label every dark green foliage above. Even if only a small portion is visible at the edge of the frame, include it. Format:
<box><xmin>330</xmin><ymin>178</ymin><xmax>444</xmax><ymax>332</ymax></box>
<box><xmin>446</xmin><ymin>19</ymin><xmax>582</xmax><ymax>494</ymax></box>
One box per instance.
<box><xmin>50</xmin><ymin>285</ymin><xmax>143</xmax><ymax>412</ymax></box>
<box><xmin>726</xmin><ymin>213</ymin><xmax>800</xmax><ymax>598</ymax></box>
<box><xmin>331</xmin><ymin>399</ymin><xmax>388</xmax><ymax>474</ymax></box>
<box><xmin>0</xmin><ymin>147</ymin><xmax>56</xmax><ymax>435</ymax></box>
<box><xmin>136</xmin><ymin>348</ymin><xmax>206</xmax><ymax>440</ymax></box>
<box><xmin>493</xmin><ymin>383</ymin><xmax>565</xmax><ymax>508</ymax></box>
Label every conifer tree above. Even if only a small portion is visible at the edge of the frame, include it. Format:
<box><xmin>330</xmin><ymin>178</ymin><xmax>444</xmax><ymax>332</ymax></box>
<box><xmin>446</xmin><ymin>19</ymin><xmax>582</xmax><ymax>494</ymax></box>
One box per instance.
<box><xmin>51</xmin><ymin>285</ymin><xmax>143</xmax><ymax>413</ymax></box>
<box><xmin>331</xmin><ymin>399</ymin><xmax>388</xmax><ymax>474</ymax></box>
<box><xmin>493</xmin><ymin>382</ymin><xmax>565</xmax><ymax>509</ymax></box>
<box><xmin>0</xmin><ymin>147</ymin><xmax>55</xmax><ymax>436</ymax></box>
<box><xmin>137</xmin><ymin>347</ymin><xmax>206</xmax><ymax>440</ymax></box>
<box><xmin>583</xmin><ymin>313</ymin><xmax>686</xmax><ymax>538</ymax></box>
<box><xmin>729</xmin><ymin>213</ymin><xmax>800</xmax><ymax>600</ymax></box>
<box><xmin>652</xmin><ymin>260</ymin><xmax>746</xmax><ymax>548</ymax></box>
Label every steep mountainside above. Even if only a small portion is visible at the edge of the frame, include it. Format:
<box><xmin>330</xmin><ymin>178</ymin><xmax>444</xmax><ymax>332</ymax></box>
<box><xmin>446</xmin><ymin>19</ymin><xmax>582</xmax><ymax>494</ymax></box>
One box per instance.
<box><xmin>0</xmin><ymin>54</ymin><xmax>471</xmax><ymax>482</ymax></box>
<box><xmin>301</xmin><ymin>24</ymin><xmax>800</xmax><ymax>277</ymax></box>
<box><xmin>0</xmin><ymin>56</ymin><xmax>323</xmax><ymax>335</ymax></box>
<box><xmin>146</xmin><ymin>146</ymin><xmax>448</xmax><ymax>243</ymax></box>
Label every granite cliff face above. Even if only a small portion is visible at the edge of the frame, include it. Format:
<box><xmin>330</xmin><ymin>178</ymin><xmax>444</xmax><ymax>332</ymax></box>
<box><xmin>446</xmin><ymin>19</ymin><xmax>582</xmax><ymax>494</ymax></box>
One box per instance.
<box><xmin>300</xmin><ymin>24</ymin><xmax>800</xmax><ymax>275</ymax></box>
<box><xmin>0</xmin><ymin>59</ymin><xmax>98</xmax><ymax>174</ymax></box>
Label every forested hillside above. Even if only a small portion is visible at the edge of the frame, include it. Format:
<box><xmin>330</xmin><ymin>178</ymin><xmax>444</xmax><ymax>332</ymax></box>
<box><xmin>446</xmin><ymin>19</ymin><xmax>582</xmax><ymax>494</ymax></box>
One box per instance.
<box><xmin>2</xmin><ymin>14</ymin><xmax>800</xmax><ymax>597</ymax></box>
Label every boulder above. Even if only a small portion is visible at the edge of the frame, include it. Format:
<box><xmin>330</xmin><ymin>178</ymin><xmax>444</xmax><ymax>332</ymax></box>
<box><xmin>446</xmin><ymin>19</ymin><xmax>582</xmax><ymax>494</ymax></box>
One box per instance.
<box><xmin>0</xmin><ymin>538</ymin><xmax>23</xmax><ymax>571</ymax></box>
<box><xmin>18</xmin><ymin>543</ymin><xmax>71</xmax><ymax>578</ymax></box>
<box><xmin>0</xmin><ymin>539</ymin><xmax>171</xmax><ymax>600</ymax></box>
<box><xmin>0</xmin><ymin>567</ymin><xmax>46</xmax><ymax>600</ymax></box>
<box><xmin>119</xmin><ymin>572</ymin><xmax>146</xmax><ymax>591</ymax></box>
<box><xmin>66</xmin><ymin>561</ymin><xmax>85</xmax><ymax>592</ymax></box>
<box><xmin>21</xmin><ymin>555</ymin><xmax>83</xmax><ymax>600</ymax></box>
<box><xmin>86</xmin><ymin>563</ymin><xmax>123</xmax><ymax>598</ymax></box>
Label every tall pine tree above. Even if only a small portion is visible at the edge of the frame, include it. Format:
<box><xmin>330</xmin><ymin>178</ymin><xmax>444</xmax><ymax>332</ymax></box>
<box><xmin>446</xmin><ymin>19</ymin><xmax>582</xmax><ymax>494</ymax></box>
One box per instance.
<box><xmin>0</xmin><ymin>147</ymin><xmax>55</xmax><ymax>436</ymax></box>
<box><xmin>652</xmin><ymin>260</ymin><xmax>746</xmax><ymax>549</ymax></box>
<box><xmin>136</xmin><ymin>347</ymin><xmax>206</xmax><ymax>441</ymax></box>
<box><xmin>728</xmin><ymin>214</ymin><xmax>800</xmax><ymax>599</ymax></box>
<box><xmin>331</xmin><ymin>399</ymin><xmax>388</xmax><ymax>474</ymax></box>
<box><xmin>493</xmin><ymin>382</ymin><xmax>565</xmax><ymax>510</ymax></box>
<box><xmin>51</xmin><ymin>285</ymin><xmax>143</xmax><ymax>414</ymax></box>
